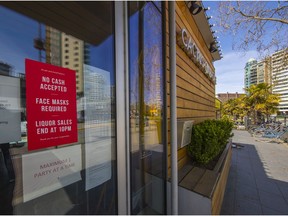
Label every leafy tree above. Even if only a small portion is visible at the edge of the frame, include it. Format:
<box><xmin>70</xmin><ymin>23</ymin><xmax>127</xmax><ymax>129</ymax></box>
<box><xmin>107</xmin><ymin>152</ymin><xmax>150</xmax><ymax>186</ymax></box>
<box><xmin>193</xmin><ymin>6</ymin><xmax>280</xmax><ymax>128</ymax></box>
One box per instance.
<box><xmin>245</xmin><ymin>83</ymin><xmax>280</xmax><ymax>123</ymax></box>
<box><xmin>222</xmin><ymin>84</ymin><xmax>280</xmax><ymax>124</ymax></box>
<box><xmin>216</xmin><ymin>1</ymin><xmax>288</xmax><ymax>56</ymax></box>
<box><xmin>222</xmin><ymin>95</ymin><xmax>248</xmax><ymax>121</ymax></box>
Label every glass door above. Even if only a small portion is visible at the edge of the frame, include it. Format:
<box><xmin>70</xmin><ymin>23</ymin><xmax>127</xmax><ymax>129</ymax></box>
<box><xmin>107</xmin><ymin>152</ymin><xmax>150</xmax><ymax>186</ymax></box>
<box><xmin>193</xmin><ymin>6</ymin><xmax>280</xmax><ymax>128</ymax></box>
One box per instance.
<box><xmin>128</xmin><ymin>2</ymin><xmax>166</xmax><ymax>214</ymax></box>
<box><xmin>0</xmin><ymin>2</ymin><xmax>117</xmax><ymax>214</ymax></box>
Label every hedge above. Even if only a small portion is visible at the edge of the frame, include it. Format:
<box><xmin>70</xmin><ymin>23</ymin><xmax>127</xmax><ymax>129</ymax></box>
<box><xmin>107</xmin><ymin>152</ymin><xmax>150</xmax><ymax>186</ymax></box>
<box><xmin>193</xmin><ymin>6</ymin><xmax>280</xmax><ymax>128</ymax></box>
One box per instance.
<box><xmin>187</xmin><ymin>119</ymin><xmax>233</xmax><ymax>165</ymax></box>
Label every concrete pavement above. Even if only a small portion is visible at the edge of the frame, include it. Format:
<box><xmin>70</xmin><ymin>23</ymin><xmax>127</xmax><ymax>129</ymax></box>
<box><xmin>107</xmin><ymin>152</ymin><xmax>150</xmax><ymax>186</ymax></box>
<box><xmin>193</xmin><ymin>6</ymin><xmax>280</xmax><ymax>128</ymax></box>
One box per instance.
<box><xmin>220</xmin><ymin>130</ymin><xmax>288</xmax><ymax>215</ymax></box>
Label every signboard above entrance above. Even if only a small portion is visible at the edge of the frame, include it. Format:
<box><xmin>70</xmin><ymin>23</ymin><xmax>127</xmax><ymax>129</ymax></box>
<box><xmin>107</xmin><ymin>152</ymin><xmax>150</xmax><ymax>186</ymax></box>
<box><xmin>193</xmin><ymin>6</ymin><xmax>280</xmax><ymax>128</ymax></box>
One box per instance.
<box><xmin>177</xmin><ymin>28</ymin><xmax>216</xmax><ymax>84</ymax></box>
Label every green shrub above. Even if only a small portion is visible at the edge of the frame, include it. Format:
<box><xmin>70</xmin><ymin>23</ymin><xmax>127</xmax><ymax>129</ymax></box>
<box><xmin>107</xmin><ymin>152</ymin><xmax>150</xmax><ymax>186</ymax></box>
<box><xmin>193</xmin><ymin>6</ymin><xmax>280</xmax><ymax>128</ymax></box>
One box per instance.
<box><xmin>187</xmin><ymin>119</ymin><xmax>233</xmax><ymax>165</ymax></box>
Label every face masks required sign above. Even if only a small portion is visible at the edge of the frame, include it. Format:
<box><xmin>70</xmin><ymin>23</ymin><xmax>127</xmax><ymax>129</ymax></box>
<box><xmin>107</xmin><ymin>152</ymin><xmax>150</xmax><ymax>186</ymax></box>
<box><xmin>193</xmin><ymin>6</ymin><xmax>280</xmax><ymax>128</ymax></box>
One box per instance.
<box><xmin>25</xmin><ymin>59</ymin><xmax>78</xmax><ymax>150</ymax></box>
<box><xmin>0</xmin><ymin>75</ymin><xmax>21</xmax><ymax>144</ymax></box>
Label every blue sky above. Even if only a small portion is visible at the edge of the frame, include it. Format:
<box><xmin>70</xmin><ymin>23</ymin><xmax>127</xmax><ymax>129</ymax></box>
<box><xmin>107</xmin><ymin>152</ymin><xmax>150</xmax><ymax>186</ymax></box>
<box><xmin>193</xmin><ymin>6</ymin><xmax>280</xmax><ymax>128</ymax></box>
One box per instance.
<box><xmin>203</xmin><ymin>1</ymin><xmax>264</xmax><ymax>94</ymax></box>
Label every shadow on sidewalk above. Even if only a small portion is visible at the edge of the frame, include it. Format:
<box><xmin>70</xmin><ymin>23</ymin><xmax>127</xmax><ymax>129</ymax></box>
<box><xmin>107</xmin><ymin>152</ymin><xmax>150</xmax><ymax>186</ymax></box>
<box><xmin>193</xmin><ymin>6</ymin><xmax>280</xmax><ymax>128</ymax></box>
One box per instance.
<box><xmin>221</xmin><ymin>142</ymin><xmax>288</xmax><ymax>215</ymax></box>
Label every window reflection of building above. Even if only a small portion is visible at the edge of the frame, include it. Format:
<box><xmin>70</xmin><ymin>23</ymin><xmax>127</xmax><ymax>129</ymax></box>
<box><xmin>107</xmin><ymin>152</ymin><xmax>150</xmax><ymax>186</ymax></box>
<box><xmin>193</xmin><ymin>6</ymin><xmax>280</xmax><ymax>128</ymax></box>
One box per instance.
<box><xmin>45</xmin><ymin>26</ymin><xmax>90</xmax><ymax>94</ymax></box>
<box><xmin>0</xmin><ymin>61</ymin><xmax>13</xmax><ymax>76</ymax></box>
<box><xmin>84</xmin><ymin>65</ymin><xmax>111</xmax><ymax>122</ymax></box>
<box><xmin>0</xmin><ymin>61</ymin><xmax>26</xmax><ymax>120</ymax></box>
<box><xmin>45</xmin><ymin>27</ymin><xmax>61</xmax><ymax>66</ymax></box>
<box><xmin>148</xmin><ymin>46</ymin><xmax>162</xmax><ymax>116</ymax></box>
<box><xmin>128</xmin><ymin>2</ymin><xmax>165</xmax><ymax>215</ymax></box>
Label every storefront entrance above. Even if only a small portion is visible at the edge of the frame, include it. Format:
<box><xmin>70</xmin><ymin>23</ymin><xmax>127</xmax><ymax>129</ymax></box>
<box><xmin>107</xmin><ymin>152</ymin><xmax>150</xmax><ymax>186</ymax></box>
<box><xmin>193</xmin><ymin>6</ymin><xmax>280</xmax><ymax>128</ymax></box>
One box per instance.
<box><xmin>0</xmin><ymin>2</ymin><xmax>116</xmax><ymax>214</ymax></box>
<box><xmin>0</xmin><ymin>2</ymin><xmax>166</xmax><ymax>215</ymax></box>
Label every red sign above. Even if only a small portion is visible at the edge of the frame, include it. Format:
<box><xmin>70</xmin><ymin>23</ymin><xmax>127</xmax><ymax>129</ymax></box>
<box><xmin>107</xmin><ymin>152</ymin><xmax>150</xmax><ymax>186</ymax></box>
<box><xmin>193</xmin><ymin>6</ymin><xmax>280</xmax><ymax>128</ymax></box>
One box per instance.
<box><xmin>26</xmin><ymin>59</ymin><xmax>78</xmax><ymax>150</ymax></box>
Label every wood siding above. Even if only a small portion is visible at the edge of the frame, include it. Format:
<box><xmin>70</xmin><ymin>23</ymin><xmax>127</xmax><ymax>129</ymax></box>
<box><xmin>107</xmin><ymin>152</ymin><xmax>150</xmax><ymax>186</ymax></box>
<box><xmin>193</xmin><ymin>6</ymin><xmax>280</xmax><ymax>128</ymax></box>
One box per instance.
<box><xmin>166</xmin><ymin>2</ymin><xmax>216</xmax><ymax>177</ymax></box>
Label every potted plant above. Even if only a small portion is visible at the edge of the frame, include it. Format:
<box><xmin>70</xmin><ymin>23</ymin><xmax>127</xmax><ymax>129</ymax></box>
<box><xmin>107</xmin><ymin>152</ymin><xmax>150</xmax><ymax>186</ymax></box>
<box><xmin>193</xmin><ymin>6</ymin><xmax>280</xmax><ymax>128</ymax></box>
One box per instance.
<box><xmin>187</xmin><ymin>119</ymin><xmax>233</xmax><ymax>166</ymax></box>
<box><xmin>177</xmin><ymin>119</ymin><xmax>234</xmax><ymax>215</ymax></box>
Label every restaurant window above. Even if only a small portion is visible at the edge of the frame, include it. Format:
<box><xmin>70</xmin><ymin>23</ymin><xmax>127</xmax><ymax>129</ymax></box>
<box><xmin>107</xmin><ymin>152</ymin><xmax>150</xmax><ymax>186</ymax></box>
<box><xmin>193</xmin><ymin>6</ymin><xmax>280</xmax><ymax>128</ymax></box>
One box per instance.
<box><xmin>0</xmin><ymin>2</ymin><xmax>117</xmax><ymax>215</ymax></box>
<box><xmin>128</xmin><ymin>1</ymin><xmax>166</xmax><ymax>214</ymax></box>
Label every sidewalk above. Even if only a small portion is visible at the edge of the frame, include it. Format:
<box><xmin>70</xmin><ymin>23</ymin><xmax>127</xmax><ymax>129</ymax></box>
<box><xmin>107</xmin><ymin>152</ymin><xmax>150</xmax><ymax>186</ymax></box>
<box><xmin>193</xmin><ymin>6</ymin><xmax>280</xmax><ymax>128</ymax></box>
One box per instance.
<box><xmin>220</xmin><ymin>130</ymin><xmax>288</xmax><ymax>215</ymax></box>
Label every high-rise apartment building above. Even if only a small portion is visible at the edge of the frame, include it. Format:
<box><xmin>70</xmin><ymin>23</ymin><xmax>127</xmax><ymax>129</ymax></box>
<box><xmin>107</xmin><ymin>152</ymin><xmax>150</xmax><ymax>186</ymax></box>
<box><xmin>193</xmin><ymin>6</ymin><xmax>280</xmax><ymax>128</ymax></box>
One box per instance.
<box><xmin>45</xmin><ymin>26</ymin><xmax>61</xmax><ymax>66</ymax></box>
<box><xmin>46</xmin><ymin>27</ymin><xmax>90</xmax><ymax>94</ymax></box>
<box><xmin>244</xmin><ymin>58</ymin><xmax>257</xmax><ymax>88</ymax></box>
<box><xmin>244</xmin><ymin>57</ymin><xmax>273</xmax><ymax>89</ymax></box>
<box><xmin>257</xmin><ymin>57</ymin><xmax>272</xmax><ymax>85</ymax></box>
<box><xmin>244</xmin><ymin>49</ymin><xmax>287</xmax><ymax>112</ymax></box>
<box><xmin>62</xmin><ymin>33</ymin><xmax>85</xmax><ymax>93</ymax></box>
<box><xmin>272</xmin><ymin>48</ymin><xmax>288</xmax><ymax>113</ymax></box>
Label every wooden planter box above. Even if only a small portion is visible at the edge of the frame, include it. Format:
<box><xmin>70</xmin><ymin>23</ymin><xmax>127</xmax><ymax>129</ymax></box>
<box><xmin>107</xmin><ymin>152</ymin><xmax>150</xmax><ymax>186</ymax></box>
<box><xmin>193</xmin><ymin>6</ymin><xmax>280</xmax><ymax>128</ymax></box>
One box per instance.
<box><xmin>176</xmin><ymin>140</ymin><xmax>232</xmax><ymax>215</ymax></box>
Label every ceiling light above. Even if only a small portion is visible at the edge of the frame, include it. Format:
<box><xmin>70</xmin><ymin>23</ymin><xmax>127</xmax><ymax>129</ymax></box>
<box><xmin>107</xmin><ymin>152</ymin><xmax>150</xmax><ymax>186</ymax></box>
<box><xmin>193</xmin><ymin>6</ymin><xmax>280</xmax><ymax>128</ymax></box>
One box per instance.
<box><xmin>189</xmin><ymin>1</ymin><xmax>202</xmax><ymax>15</ymax></box>
<box><xmin>209</xmin><ymin>42</ymin><xmax>218</xmax><ymax>53</ymax></box>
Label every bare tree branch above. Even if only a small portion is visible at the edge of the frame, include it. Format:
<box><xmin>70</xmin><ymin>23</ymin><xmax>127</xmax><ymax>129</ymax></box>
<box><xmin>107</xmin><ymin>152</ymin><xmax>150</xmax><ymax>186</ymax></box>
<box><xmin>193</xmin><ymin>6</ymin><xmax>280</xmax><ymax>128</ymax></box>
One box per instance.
<box><xmin>233</xmin><ymin>7</ymin><xmax>288</xmax><ymax>24</ymax></box>
<box><xmin>215</xmin><ymin>1</ymin><xmax>288</xmax><ymax>56</ymax></box>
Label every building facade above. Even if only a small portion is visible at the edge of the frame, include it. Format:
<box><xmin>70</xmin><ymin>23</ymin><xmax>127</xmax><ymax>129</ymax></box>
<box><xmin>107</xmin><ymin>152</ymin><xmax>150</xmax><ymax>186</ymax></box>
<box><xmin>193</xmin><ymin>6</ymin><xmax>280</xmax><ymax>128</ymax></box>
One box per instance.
<box><xmin>272</xmin><ymin>49</ymin><xmax>288</xmax><ymax>113</ymax></box>
<box><xmin>244</xmin><ymin>58</ymin><xmax>257</xmax><ymax>89</ymax></box>
<box><xmin>0</xmin><ymin>1</ymin><xmax>221</xmax><ymax>215</ymax></box>
<box><xmin>245</xmin><ymin>48</ymin><xmax>288</xmax><ymax>113</ymax></box>
<box><xmin>244</xmin><ymin>57</ymin><xmax>272</xmax><ymax>89</ymax></box>
<box><xmin>257</xmin><ymin>58</ymin><xmax>272</xmax><ymax>85</ymax></box>
<box><xmin>216</xmin><ymin>92</ymin><xmax>245</xmax><ymax>103</ymax></box>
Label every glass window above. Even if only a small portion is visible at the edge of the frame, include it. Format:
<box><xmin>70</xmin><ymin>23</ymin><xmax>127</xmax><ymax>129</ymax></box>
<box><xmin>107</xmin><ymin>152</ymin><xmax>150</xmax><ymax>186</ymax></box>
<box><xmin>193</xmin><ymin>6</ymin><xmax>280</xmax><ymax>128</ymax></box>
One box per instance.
<box><xmin>128</xmin><ymin>1</ymin><xmax>166</xmax><ymax>215</ymax></box>
<box><xmin>0</xmin><ymin>2</ymin><xmax>117</xmax><ymax>215</ymax></box>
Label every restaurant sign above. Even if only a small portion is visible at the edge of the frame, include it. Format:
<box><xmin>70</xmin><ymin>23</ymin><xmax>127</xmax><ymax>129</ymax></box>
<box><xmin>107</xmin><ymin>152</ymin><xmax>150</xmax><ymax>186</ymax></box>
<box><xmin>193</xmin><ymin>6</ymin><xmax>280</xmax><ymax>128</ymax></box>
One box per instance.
<box><xmin>177</xmin><ymin>28</ymin><xmax>216</xmax><ymax>84</ymax></box>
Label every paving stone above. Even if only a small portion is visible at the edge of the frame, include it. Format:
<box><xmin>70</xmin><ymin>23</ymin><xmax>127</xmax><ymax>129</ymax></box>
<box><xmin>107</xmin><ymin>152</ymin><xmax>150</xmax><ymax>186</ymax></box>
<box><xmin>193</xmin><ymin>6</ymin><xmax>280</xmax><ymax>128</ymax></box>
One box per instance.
<box><xmin>256</xmin><ymin>179</ymin><xmax>282</xmax><ymax>196</ymax></box>
<box><xmin>236</xmin><ymin>171</ymin><xmax>257</xmax><ymax>188</ymax></box>
<box><xmin>221</xmin><ymin>130</ymin><xmax>288</xmax><ymax>215</ymax></box>
<box><xmin>220</xmin><ymin>188</ymin><xmax>235</xmax><ymax>214</ymax></box>
<box><xmin>235</xmin><ymin>183</ymin><xmax>260</xmax><ymax>203</ymax></box>
<box><xmin>259</xmin><ymin>189</ymin><xmax>288</xmax><ymax>214</ymax></box>
<box><xmin>276</xmin><ymin>181</ymin><xmax>288</xmax><ymax>201</ymax></box>
<box><xmin>262</xmin><ymin>206</ymin><xmax>286</xmax><ymax>215</ymax></box>
<box><xmin>234</xmin><ymin>198</ymin><xmax>262</xmax><ymax>215</ymax></box>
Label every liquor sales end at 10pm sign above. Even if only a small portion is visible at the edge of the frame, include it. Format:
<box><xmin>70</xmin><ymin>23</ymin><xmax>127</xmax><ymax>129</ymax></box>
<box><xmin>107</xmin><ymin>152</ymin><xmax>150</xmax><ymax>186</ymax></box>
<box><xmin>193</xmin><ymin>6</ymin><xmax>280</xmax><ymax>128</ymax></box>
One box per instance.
<box><xmin>25</xmin><ymin>59</ymin><xmax>78</xmax><ymax>150</ymax></box>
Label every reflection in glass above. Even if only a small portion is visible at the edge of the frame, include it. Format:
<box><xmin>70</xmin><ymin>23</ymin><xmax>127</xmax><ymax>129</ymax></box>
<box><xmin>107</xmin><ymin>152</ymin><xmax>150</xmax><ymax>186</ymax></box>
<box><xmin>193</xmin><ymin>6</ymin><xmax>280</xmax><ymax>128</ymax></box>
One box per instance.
<box><xmin>0</xmin><ymin>2</ymin><xmax>117</xmax><ymax>214</ymax></box>
<box><xmin>129</xmin><ymin>2</ymin><xmax>166</xmax><ymax>215</ymax></box>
